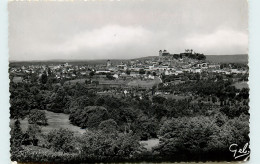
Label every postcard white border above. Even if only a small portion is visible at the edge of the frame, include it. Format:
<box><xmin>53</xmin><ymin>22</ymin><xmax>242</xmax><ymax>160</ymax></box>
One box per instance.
<box><xmin>1</xmin><ymin>0</ymin><xmax>260</xmax><ymax>163</ymax></box>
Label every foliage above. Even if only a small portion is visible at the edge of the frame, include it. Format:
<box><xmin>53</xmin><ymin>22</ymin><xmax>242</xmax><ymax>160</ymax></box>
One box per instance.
<box><xmin>80</xmin><ymin>130</ymin><xmax>143</xmax><ymax>159</ymax></box>
<box><xmin>41</xmin><ymin>72</ymin><xmax>48</xmax><ymax>84</ymax></box>
<box><xmin>46</xmin><ymin>128</ymin><xmax>75</xmax><ymax>153</ymax></box>
<box><xmin>28</xmin><ymin>109</ymin><xmax>48</xmax><ymax>126</ymax></box>
<box><xmin>98</xmin><ymin>119</ymin><xmax>118</xmax><ymax>133</ymax></box>
<box><xmin>132</xmin><ymin>115</ymin><xmax>159</xmax><ymax>140</ymax></box>
<box><xmin>155</xmin><ymin>116</ymin><xmax>218</xmax><ymax>160</ymax></box>
<box><xmin>48</xmin><ymin>86</ymin><xmax>71</xmax><ymax>113</ymax></box>
<box><xmin>152</xmin><ymin>95</ymin><xmax>166</xmax><ymax>104</ymax></box>
<box><xmin>10</xmin><ymin>98</ymin><xmax>30</xmax><ymax>119</ymax></box>
<box><xmin>220</xmin><ymin>105</ymin><xmax>249</xmax><ymax>119</ymax></box>
<box><xmin>9</xmin><ymin>64</ymin><xmax>250</xmax><ymax>162</ymax></box>
<box><xmin>139</xmin><ymin>69</ymin><xmax>145</xmax><ymax>75</ymax></box>
<box><xmin>22</xmin><ymin>124</ymin><xmax>42</xmax><ymax>146</ymax></box>
<box><xmin>155</xmin><ymin>115</ymin><xmax>249</xmax><ymax>161</ymax></box>
<box><xmin>10</xmin><ymin>120</ymin><xmax>24</xmax><ymax>151</ymax></box>
<box><xmin>69</xmin><ymin>106</ymin><xmax>108</xmax><ymax>129</ymax></box>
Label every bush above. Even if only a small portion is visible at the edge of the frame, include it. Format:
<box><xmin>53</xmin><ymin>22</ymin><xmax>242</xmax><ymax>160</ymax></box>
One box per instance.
<box><xmin>132</xmin><ymin>115</ymin><xmax>158</xmax><ymax>140</ymax></box>
<box><xmin>80</xmin><ymin>130</ymin><xmax>143</xmax><ymax>159</ymax></box>
<box><xmin>46</xmin><ymin>128</ymin><xmax>75</xmax><ymax>153</ymax></box>
<box><xmin>22</xmin><ymin>124</ymin><xmax>42</xmax><ymax>146</ymax></box>
<box><xmin>10</xmin><ymin>98</ymin><xmax>30</xmax><ymax>119</ymax></box>
<box><xmin>69</xmin><ymin>106</ymin><xmax>109</xmax><ymax>129</ymax></box>
<box><xmin>98</xmin><ymin>119</ymin><xmax>118</xmax><ymax>133</ymax></box>
<box><xmin>28</xmin><ymin>109</ymin><xmax>48</xmax><ymax>126</ymax></box>
<box><xmin>10</xmin><ymin>120</ymin><xmax>24</xmax><ymax>152</ymax></box>
<box><xmin>156</xmin><ymin>116</ymin><xmax>219</xmax><ymax>157</ymax></box>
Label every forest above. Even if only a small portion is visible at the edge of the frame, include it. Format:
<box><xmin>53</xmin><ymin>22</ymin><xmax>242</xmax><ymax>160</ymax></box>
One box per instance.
<box><xmin>10</xmin><ymin>72</ymin><xmax>249</xmax><ymax>162</ymax></box>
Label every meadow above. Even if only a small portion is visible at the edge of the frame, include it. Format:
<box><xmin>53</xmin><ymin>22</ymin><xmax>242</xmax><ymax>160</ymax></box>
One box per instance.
<box><xmin>10</xmin><ymin>110</ymin><xmax>86</xmax><ymax>135</ymax></box>
<box><xmin>232</xmin><ymin>81</ymin><xmax>249</xmax><ymax>90</ymax></box>
<box><xmin>127</xmin><ymin>77</ymin><xmax>162</xmax><ymax>88</ymax></box>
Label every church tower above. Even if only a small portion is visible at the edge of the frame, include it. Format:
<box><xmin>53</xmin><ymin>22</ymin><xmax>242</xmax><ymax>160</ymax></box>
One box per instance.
<box><xmin>159</xmin><ymin>50</ymin><xmax>162</xmax><ymax>57</ymax></box>
<box><xmin>106</xmin><ymin>59</ymin><xmax>111</xmax><ymax>67</ymax></box>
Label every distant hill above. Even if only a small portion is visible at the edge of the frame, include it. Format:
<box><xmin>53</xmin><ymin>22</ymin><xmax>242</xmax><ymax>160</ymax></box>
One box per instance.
<box><xmin>206</xmin><ymin>54</ymin><xmax>248</xmax><ymax>64</ymax></box>
<box><xmin>134</xmin><ymin>54</ymin><xmax>249</xmax><ymax>64</ymax></box>
<box><xmin>9</xmin><ymin>59</ymin><xmax>128</xmax><ymax>67</ymax></box>
<box><xmin>10</xmin><ymin>54</ymin><xmax>249</xmax><ymax>66</ymax></box>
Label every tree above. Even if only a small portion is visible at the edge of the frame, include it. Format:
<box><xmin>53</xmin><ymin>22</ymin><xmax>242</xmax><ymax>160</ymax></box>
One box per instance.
<box><xmin>93</xmin><ymin>96</ymin><xmax>104</xmax><ymax>106</ymax></box>
<box><xmin>23</xmin><ymin>124</ymin><xmax>42</xmax><ymax>146</ymax></box>
<box><xmin>47</xmin><ymin>67</ymin><xmax>52</xmax><ymax>76</ymax></box>
<box><xmin>212</xmin><ymin>96</ymin><xmax>217</xmax><ymax>104</ymax></box>
<box><xmin>152</xmin><ymin>95</ymin><xmax>166</xmax><ymax>104</ymax></box>
<box><xmin>139</xmin><ymin>69</ymin><xmax>145</xmax><ymax>75</ymax></box>
<box><xmin>151</xmin><ymin>103</ymin><xmax>167</xmax><ymax>119</ymax></box>
<box><xmin>98</xmin><ymin>119</ymin><xmax>118</xmax><ymax>133</ymax></box>
<box><xmin>126</xmin><ymin>69</ymin><xmax>131</xmax><ymax>75</ymax></box>
<box><xmin>28</xmin><ymin>109</ymin><xmax>48</xmax><ymax>126</ymax></box>
<box><xmin>80</xmin><ymin>130</ymin><xmax>142</xmax><ymax>159</ymax></box>
<box><xmin>46</xmin><ymin>128</ymin><xmax>75</xmax><ymax>153</ymax></box>
<box><xmin>69</xmin><ymin>106</ymin><xmax>109</xmax><ymax>129</ymax></box>
<box><xmin>197</xmin><ymin>53</ymin><xmax>206</xmax><ymax>60</ymax></box>
<box><xmin>41</xmin><ymin>72</ymin><xmax>48</xmax><ymax>84</ymax></box>
<box><xmin>156</xmin><ymin>116</ymin><xmax>219</xmax><ymax>159</ymax></box>
<box><xmin>10</xmin><ymin>120</ymin><xmax>24</xmax><ymax>150</ymax></box>
<box><xmin>132</xmin><ymin>114</ymin><xmax>158</xmax><ymax>140</ymax></box>
<box><xmin>89</xmin><ymin>71</ymin><xmax>95</xmax><ymax>77</ymax></box>
<box><xmin>106</xmin><ymin>74</ymin><xmax>115</xmax><ymax>80</ymax></box>
<box><xmin>85</xmin><ymin>79</ymin><xmax>91</xmax><ymax>85</ymax></box>
<box><xmin>152</xmin><ymin>85</ymin><xmax>157</xmax><ymax>95</ymax></box>
<box><xmin>10</xmin><ymin>98</ymin><xmax>30</xmax><ymax>119</ymax></box>
<box><xmin>49</xmin><ymin>86</ymin><xmax>70</xmax><ymax>113</ymax></box>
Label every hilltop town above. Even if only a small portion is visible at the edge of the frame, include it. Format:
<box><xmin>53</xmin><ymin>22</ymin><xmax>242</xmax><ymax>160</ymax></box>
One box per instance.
<box><xmin>10</xmin><ymin>49</ymin><xmax>248</xmax><ymax>97</ymax></box>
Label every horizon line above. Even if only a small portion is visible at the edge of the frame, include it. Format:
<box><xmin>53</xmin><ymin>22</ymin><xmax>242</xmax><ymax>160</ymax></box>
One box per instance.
<box><xmin>9</xmin><ymin>54</ymin><xmax>248</xmax><ymax>63</ymax></box>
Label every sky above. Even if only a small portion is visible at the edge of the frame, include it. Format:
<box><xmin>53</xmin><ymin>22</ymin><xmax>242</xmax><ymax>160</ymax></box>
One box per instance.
<box><xmin>8</xmin><ymin>0</ymin><xmax>248</xmax><ymax>61</ymax></box>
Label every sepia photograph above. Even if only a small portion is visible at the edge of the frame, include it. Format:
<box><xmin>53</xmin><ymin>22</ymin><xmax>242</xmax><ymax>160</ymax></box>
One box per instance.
<box><xmin>8</xmin><ymin>0</ymin><xmax>249</xmax><ymax>163</ymax></box>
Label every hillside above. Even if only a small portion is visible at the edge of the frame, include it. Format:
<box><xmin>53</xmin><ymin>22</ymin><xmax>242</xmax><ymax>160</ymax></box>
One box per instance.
<box><xmin>206</xmin><ymin>54</ymin><xmax>248</xmax><ymax>64</ymax></box>
<box><xmin>10</xmin><ymin>54</ymin><xmax>249</xmax><ymax>66</ymax></box>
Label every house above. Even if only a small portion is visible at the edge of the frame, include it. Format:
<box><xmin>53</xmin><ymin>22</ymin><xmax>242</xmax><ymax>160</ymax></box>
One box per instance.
<box><xmin>113</xmin><ymin>74</ymin><xmax>119</xmax><ymax>79</ymax></box>
<box><xmin>130</xmin><ymin>71</ymin><xmax>139</xmax><ymax>77</ymax></box>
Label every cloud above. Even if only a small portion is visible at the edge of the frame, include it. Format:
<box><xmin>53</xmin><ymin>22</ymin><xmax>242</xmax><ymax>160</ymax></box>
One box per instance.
<box><xmin>185</xmin><ymin>29</ymin><xmax>248</xmax><ymax>54</ymax></box>
<box><xmin>57</xmin><ymin>25</ymin><xmax>152</xmax><ymax>54</ymax></box>
<box><xmin>8</xmin><ymin>0</ymin><xmax>248</xmax><ymax>60</ymax></box>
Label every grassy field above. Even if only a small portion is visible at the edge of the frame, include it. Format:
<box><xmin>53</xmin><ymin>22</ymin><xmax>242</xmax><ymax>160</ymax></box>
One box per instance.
<box><xmin>140</xmin><ymin>138</ymin><xmax>160</xmax><ymax>151</ymax></box>
<box><xmin>232</xmin><ymin>81</ymin><xmax>249</xmax><ymax>90</ymax></box>
<box><xmin>164</xmin><ymin>94</ymin><xmax>188</xmax><ymax>100</ymax></box>
<box><xmin>127</xmin><ymin>77</ymin><xmax>162</xmax><ymax>88</ymax></box>
<box><xmin>65</xmin><ymin>78</ymin><xmax>86</xmax><ymax>85</ymax></box>
<box><xmin>10</xmin><ymin>110</ymin><xmax>86</xmax><ymax>135</ymax></box>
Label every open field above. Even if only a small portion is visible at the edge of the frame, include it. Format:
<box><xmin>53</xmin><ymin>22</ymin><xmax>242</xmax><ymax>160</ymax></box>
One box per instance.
<box><xmin>10</xmin><ymin>110</ymin><xmax>86</xmax><ymax>135</ymax></box>
<box><xmin>232</xmin><ymin>81</ymin><xmax>249</xmax><ymax>90</ymax></box>
<box><xmin>127</xmin><ymin>77</ymin><xmax>162</xmax><ymax>88</ymax></box>
<box><xmin>140</xmin><ymin>138</ymin><xmax>160</xmax><ymax>151</ymax></box>
<box><xmin>164</xmin><ymin>94</ymin><xmax>188</xmax><ymax>100</ymax></box>
<box><xmin>65</xmin><ymin>77</ymin><xmax>162</xmax><ymax>89</ymax></box>
<box><xmin>65</xmin><ymin>78</ymin><xmax>86</xmax><ymax>84</ymax></box>
<box><xmin>206</xmin><ymin>55</ymin><xmax>248</xmax><ymax>64</ymax></box>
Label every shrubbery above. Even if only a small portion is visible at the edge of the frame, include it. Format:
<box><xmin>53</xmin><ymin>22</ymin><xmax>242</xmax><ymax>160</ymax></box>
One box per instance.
<box><xmin>69</xmin><ymin>106</ymin><xmax>108</xmax><ymax>129</ymax></box>
<box><xmin>28</xmin><ymin>109</ymin><xmax>48</xmax><ymax>126</ymax></box>
<box><xmin>80</xmin><ymin>130</ymin><xmax>143</xmax><ymax>159</ymax></box>
<box><xmin>9</xmin><ymin>76</ymin><xmax>250</xmax><ymax>162</ymax></box>
<box><xmin>46</xmin><ymin>128</ymin><xmax>76</xmax><ymax>153</ymax></box>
